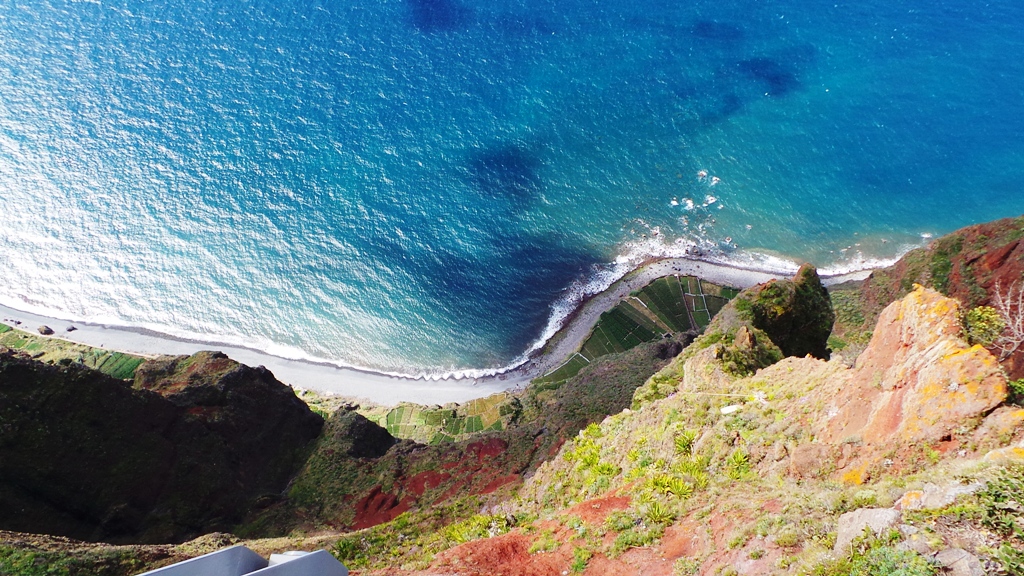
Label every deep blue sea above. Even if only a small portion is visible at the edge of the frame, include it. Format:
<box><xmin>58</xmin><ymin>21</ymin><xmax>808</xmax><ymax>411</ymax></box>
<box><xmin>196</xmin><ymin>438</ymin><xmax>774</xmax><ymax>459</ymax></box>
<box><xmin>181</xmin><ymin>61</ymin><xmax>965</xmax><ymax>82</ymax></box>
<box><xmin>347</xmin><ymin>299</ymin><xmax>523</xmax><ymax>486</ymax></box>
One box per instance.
<box><xmin>1</xmin><ymin>0</ymin><xmax>1023</xmax><ymax>377</ymax></box>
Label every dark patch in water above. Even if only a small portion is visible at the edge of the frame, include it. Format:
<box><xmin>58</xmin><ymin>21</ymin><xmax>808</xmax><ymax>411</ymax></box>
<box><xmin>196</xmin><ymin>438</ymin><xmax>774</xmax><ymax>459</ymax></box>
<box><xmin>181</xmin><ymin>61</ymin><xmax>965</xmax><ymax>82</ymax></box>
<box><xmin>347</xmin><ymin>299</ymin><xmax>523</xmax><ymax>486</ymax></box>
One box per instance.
<box><xmin>418</xmin><ymin>232</ymin><xmax>599</xmax><ymax>355</ymax></box>
<box><xmin>406</xmin><ymin>0</ymin><xmax>469</xmax><ymax>32</ymax></box>
<box><xmin>493</xmin><ymin>12</ymin><xmax>554</xmax><ymax>37</ymax></box>
<box><xmin>700</xmin><ymin>92</ymin><xmax>744</xmax><ymax>124</ymax></box>
<box><xmin>467</xmin><ymin>144</ymin><xmax>541</xmax><ymax>202</ymax></box>
<box><xmin>691</xmin><ymin>20</ymin><xmax>744</xmax><ymax>43</ymax></box>
<box><xmin>735</xmin><ymin>58</ymin><xmax>799</xmax><ymax>96</ymax></box>
<box><xmin>671</xmin><ymin>79</ymin><xmax>745</xmax><ymax>125</ymax></box>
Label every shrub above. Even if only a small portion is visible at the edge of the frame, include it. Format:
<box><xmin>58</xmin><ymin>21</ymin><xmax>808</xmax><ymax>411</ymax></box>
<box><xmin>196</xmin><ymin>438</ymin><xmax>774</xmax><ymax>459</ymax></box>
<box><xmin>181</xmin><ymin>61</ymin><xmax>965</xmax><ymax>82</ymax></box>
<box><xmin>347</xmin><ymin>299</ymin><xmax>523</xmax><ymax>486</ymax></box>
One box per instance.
<box><xmin>674</xmin><ymin>454</ymin><xmax>710</xmax><ymax>477</ymax></box>
<box><xmin>852</xmin><ymin>490</ymin><xmax>878</xmax><ymax>508</ymax></box>
<box><xmin>846</xmin><ymin>546</ymin><xmax>936</xmax><ymax>575</ymax></box>
<box><xmin>667</xmin><ymin>477</ymin><xmax>694</xmax><ymax>498</ymax></box>
<box><xmin>995</xmin><ymin>544</ymin><xmax>1024</xmax><ymax>576</ymax></box>
<box><xmin>963</xmin><ymin>306</ymin><xmax>1005</xmax><ymax>347</ymax></box>
<box><xmin>528</xmin><ymin>529</ymin><xmax>560</xmax><ymax>554</ymax></box>
<box><xmin>443</xmin><ymin>514</ymin><xmax>516</xmax><ymax>545</ymax></box>
<box><xmin>978</xmin><ymin>464</ymin><xmax>1024</xmax><ymax>539</ymax></box>
<box><xmin>645</xmin><ymin>501</ymin><xmax>677</xmax><ymax>525</ymax></box>
<box><xmin>612</xmin><ymin>524</ymin><xmax>665</xmax><ymax>556</ymax></box>
<box><xmin>811</xmin><ymin>533</ymin><xmax>936</xmax><ymax>576</ymax></box>
<box><xmin>594</xmin><ymin>461</ymin><xmax>621</xmax><ymax>477</ymax></box>
<box><xmin>674</xmin><ymin>557</ymin><xmax>701</xmax><ymax>575</ymax></box>
<box><xmin>1008</xmin><ymin>379</ymin><xmax>1024</xmax><ymax>406</ymax></box>
<box><xmin>774</xmin><ymin>525</ymin><xmax>801</xmax><ymax>547</ymax></box>
<box><xmin>570</xmin><ymin>547</ymin><xmax>592</xmax><ymax>573</ymax></box>
<box><xmin>606</xmin><ymin>511</ymin><xmax>637</xmax><ymax>532</ymax></box>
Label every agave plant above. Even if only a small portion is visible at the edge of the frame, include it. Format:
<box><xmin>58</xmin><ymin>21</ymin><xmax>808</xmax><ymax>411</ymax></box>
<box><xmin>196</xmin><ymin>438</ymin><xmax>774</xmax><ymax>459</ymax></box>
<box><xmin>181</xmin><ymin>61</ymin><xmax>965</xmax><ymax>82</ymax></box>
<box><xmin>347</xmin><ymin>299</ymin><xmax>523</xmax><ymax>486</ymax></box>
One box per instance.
<box><xmin>725</xmin><ymin>448</ymin><xmax>750</xmax><ymax>480</ymax></box>
<box><xmin>675</xmin><ymin>429</ymin><xmax>698</xmax><ymax>456</ymax></box>
<box><xmin>645</xmin><ymin>501</ymin><xmax>677</xmax><ymax>525</ymax></box>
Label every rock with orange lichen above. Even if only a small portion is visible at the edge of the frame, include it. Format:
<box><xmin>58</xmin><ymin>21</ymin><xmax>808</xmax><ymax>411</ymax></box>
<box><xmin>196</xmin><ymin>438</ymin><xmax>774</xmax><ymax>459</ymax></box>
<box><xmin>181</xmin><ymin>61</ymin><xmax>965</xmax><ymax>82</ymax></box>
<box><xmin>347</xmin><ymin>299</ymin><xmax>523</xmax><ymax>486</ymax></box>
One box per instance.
<box><xmin>819</xmin><ymin>285</ymin><xmax>1007</xmax><ymax>449</ymax></box>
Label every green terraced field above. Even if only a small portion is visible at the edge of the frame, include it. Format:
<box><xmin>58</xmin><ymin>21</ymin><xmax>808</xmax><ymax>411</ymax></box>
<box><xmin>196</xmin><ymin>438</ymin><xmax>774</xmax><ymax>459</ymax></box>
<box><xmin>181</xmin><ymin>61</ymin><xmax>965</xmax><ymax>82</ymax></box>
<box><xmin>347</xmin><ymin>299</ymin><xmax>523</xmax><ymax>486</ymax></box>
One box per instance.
<box><xmin>361</xmin><ymin>392</ymin><xmax>522</xmax><ymax>445</ymax></box>
<box><xmin>536</xmin><ymin>274</ymin><xmax>738</xmax><ymax>386</ymax></box>
<box><xmin>534</xmin><ymin>353</ymin><xmax>590</xmax><ymax>385</ymax></box>
<box><xmin>0</xmin><ymin>324</ymin><xmax>146</xmax><ymax>380</ymax></box>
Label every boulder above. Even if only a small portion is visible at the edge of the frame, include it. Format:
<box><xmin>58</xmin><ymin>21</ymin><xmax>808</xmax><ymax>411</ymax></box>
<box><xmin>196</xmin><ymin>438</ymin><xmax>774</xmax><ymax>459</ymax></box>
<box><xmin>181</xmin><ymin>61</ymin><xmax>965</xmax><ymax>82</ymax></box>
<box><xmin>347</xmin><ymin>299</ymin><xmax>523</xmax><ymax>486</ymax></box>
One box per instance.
<box><xmin>833</xmin><ymin>508</ymin><xmax>900</xmax><ymax>553</ymax></box>
<box><xmin>983</xmin><ymin>446</ymin><xmax>1024</xmax><ymax>463</ymax></box>
<box><xmin>895</xmin><ymin>482</ymin><xmax>983</xmax><ymax>511</ymax></box>
<box><xmin>934</xmin><ymin>548</ymin><xmax>985</xmax><ymax>576</ymax></box>
<box><xmin>895</xmin><ymin>523</ymin><xmax>934</xmax><ymax>556</ymax></box>
<box><xmin>788</xmin><ymin>443</ymin><xmax>831</xmax><ymax>479</ymax></box>
<box><xmin>973</xmin><ymin>406</ymin><xmax>1024</xmax><ymax>449</ymax></box>
<box><xmin>37</xmin><ymin>325</ymin><xmax>54</xmax><ymax>335</ymax></box>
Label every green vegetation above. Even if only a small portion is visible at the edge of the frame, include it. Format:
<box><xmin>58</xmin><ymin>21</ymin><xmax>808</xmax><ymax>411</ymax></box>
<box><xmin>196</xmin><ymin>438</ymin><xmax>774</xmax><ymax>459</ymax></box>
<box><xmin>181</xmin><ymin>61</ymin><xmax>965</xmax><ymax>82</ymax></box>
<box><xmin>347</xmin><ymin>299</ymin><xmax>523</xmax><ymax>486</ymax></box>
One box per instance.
<box><xmin>717</xmin><ymin>327</ymin><xmax>784</xmax><ymax>377</ymax></box>
<box><xmin>0</xmin><ymin>325</ymin><xmax>144</xmax><ymax>380</ymax></box>
<box><xmin>536</xmin><ymin>276</ymin><xmax>735</xmax><ymax>385</ymax></box>
<box><xmin>674</xmin><ymin>429</ymin><xmax>698</xmax><ymax>456</ymax></box>
<box><xmin>528</xmin><ymin>529</ymin><xmax>560</xmax><ymax>554</ymax></box>
<box><xmin>0</xmin><ymin>545</ymin><xmax>152</xmax><ymax>576</ymax></box>
<box><xmin>534</xmin><ymin>353</ymin><xmax>590</xmax><ymax>385</ymax></box>
<box><xmin>1008</xmin><ymin>379</ymin><xmax>1024</xmax><ymax>405</ymax></box>
<box><xmin>331</xmin><ymin>502</ymin><xmax>526</xmax><ymax>571</ymax></box>
<box><xmin>963</xmin><ymin>306</ymin><xmax>1005</xmax><ymax>347</ymax></box>
<box><xmin>570</xmin><ymin>546</ymin><xmax>592</xmax><ymax>572</ymax></box>
<box><xmin>810</xmin><ymin>532</ymin><xmax>936</xmax><ymax>576</ymax></box>
<box><xmin>360</xmin><ymin>394</ymin><xmax>521</xmax><ymax>444</ymax></box>
<box><xmin>929</xmin><ymin>235</ymin><xmax>963</xmax><ymax>296</ymax></box>
<box><xmin>977</xmin><ymin>464</ymin><xmax>1024</xmax><ymax>540</ymax></box>
<box><xmin>13</xmin><ymin>218</ymin><xmax>1024</xmax><ymax>576</ymax></box>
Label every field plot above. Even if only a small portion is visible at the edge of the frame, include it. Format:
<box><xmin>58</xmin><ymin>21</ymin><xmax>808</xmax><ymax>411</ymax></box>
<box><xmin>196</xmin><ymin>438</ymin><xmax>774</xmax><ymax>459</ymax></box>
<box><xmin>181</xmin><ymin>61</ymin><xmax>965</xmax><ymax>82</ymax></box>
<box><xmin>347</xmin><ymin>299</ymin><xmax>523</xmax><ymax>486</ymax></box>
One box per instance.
<box><xmin>0</xmin><ymin>324</ymin><xmax>145</xmax><ymax>380</ymax></box>
<box><xmin>363</xmin><ymin>392</ymin><xmax>522</xmax><ymax>444</ymax></box>
<box><xmin>536</xmin><ymin>275</ymin><xmax>738</xmax><ymax>386</ymax></box>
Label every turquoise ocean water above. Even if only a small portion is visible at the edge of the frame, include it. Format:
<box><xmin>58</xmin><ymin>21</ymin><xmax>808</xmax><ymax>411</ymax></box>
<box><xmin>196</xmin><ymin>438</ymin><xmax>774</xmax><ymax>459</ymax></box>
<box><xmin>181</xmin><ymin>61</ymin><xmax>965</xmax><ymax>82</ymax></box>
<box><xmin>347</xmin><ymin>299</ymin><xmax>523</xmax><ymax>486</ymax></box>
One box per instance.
<box><xmin>1</xmin><ymin>0</ymin><xmax>1023</xmax><ymax>377</ymax></box>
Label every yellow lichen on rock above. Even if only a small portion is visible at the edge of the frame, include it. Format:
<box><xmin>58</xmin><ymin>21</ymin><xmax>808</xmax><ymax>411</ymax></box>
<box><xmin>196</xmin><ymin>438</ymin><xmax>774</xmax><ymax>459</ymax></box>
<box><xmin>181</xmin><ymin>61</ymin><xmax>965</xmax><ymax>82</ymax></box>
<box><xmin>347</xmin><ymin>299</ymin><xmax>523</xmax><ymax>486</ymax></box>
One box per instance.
<box><xmin>983</xmin><ymin>446</ymin><xmax>1024</xmax><ymax>462</ymax></box>
<box><xmin>811</xmin><ymin>286</ymin><xmax>1007</xmax><ymax>482</ymax></box>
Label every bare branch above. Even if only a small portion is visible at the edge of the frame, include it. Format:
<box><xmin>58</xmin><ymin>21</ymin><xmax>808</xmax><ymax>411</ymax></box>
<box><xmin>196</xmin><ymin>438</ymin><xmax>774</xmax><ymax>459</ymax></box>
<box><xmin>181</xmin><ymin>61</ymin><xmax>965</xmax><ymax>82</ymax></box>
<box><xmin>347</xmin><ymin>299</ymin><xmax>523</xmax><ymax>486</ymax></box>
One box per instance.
<box><xmin>992</xmin><ymin>280</ymin><xmax>1024</xmax><ymax>361</ymax></box>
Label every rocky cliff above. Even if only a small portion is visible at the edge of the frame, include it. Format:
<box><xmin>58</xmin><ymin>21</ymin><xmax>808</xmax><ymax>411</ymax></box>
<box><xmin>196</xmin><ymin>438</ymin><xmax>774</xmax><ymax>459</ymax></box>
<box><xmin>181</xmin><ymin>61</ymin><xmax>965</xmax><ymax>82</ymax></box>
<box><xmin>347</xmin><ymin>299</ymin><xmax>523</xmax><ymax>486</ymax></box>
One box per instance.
<box><xmin>834</xmin><ymin>214</ymin><xmax>1024</xmax><ymax>378</ymax></box>
<box><xmin>413</xmin><ymin>283</ymin><xmax>1023</xmax><ymax>576</ymax></box>
<box><xmin>4</xmin><ymin>216</ymin><xmax>1024</xmax><ymax>576</ymax></box>
<box><xmin>0</xmin><ymin>350</ymin><xmax>322</xmax><ymax>544</ymax></box>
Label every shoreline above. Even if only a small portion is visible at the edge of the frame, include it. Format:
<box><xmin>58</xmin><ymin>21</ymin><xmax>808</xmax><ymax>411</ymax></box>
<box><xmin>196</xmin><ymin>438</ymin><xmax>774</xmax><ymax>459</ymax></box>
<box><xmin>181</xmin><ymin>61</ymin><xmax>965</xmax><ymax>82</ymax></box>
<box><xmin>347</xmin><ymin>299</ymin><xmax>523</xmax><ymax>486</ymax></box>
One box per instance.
<box><xmin>0</xmin><ymin>257</ymin><xmax>875</xmax><ymax>406</ymax></box>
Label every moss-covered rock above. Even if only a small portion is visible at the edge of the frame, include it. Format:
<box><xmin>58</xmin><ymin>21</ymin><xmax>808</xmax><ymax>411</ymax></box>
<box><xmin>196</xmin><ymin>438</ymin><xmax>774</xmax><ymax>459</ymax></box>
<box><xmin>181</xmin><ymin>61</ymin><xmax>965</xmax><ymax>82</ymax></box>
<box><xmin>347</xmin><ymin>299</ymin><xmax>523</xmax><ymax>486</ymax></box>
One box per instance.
<box><xmin>738</xmin><ymin>264</ymin><xmax>834</xmax><ymax>359</ymax></box>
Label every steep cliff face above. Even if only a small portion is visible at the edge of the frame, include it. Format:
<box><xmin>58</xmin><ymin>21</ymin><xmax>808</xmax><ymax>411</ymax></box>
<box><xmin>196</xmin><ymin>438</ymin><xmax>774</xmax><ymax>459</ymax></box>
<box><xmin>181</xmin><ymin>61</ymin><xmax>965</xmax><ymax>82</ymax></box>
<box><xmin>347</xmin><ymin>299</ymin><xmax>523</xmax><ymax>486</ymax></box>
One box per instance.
<box><xmin>839</xmin><ymin>214</ymin><xmax>1024</xmax><ymax>378</ymax></box>
<box><xmin>821</xmin><ymin>287</ymin><xmax>1006</xmax><ymax>449</ymax></box>
<box><xmin>270</xmin><ymin>338</ymin><xmax>685</xmax><ymax>536</ymax></box>
<box><xmin>0</xmin><ymin>350</ymin><xmax>322</xmax><ymax>544</ymax></box>
<box><xmin>135</xmin><ymin>351</ymin><xmax>325</xmax><ymax>501</ymax></box>
<box><xmin>467</xmin><ymin>285</ymin><xmax>1023</xmax><ymax>576</ymax></box>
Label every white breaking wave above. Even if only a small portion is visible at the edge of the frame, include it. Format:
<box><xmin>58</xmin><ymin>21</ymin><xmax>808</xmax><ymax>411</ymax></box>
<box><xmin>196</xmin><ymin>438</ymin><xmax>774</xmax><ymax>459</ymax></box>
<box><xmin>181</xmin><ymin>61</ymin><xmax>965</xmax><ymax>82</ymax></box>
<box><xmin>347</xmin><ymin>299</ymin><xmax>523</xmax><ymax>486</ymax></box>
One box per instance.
<box><xmin>0</xmin><ymin>228</ymin><xmax>922</xmax><ymax>382</ymax></box>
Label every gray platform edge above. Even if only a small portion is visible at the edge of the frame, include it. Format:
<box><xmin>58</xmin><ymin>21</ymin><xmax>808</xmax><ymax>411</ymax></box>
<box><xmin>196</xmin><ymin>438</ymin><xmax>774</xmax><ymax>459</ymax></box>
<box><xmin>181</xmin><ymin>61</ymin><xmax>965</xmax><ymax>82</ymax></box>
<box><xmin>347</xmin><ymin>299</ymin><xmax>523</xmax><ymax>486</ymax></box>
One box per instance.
<box><xmin>136</xmin><ymin>545</ymin><xmax>347</xmax><ymax>576</ymax></box>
